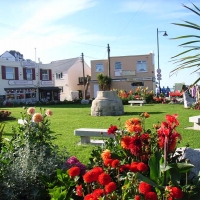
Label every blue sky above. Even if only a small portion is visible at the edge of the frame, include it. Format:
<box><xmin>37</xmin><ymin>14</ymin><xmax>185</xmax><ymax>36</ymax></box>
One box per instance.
<box><xmin>0</xmin><ymin>0</ymin><xmax>199</xmax><ymax>88</ymax></box>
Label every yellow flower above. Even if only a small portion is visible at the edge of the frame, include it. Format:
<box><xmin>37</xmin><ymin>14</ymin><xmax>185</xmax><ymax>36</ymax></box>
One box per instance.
<box><xmin>32</xmin><ymin>113</ymin><xmax>43</xmax><ymax>123</ymax></box>
<box><xmin>45</xmin><ymin>109</ymin><xmax>53</xmax><ymax>116</ymax></box>
<box><xmin>27</xmin><ymin>107</ymin><xmax>35</xmax><ymax>115</ymax></box>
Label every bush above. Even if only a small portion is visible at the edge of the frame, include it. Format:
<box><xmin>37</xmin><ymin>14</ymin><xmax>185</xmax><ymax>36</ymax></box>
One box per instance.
<box><xmin>0</xmin><ymin>107</ymin><xmax>69</xmax><ymax>200</ymax></box>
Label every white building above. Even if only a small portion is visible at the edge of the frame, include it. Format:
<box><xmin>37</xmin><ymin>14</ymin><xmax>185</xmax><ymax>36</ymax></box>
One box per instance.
<box><xmin>0</xmin><ymin>51</ymin><xmax>91</xmax><ymax>103</ymax></box>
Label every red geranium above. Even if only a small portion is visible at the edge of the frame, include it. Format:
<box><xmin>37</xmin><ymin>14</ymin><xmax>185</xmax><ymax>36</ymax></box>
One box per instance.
<box><xmin>137</xmin><ymin>162</ymin><xmax>148</xmax><ymax>173</ymax></box>
<box><xmin>144</xmin><ymin>191</ymin><xmax>158</xmax><ymax>200</ymax></box>
<box><xmin>111</xmin><ymin>159</ymin><xmax>120</xmax><ymax>168</ymax></box>
<box><xmin>108</xmin><ymin>125</ymin><xmax>118</xmax><ymax>135</ymax></box>
<box><xmin>139</xmin><ymin>182</ymin><xmax>152</xmax><ymax>195</ymax></box>
<box><xmin>83</xmin><ymin>170</ymin><xmax>99</xmax><ymax>183</ymax></box>
<box><xmin>98</xmin><ymin>173</ymin><xmax>111</xmax><ymax>185</ymax></box>
<box><xmin>105</xmin><ymin>182</ymin><xmax>117</xmax><ymax>194</ymax></box>
<box><xmin>84</xmin><ymin>193</ymin><xmax>98</xmax><ymax>200</ymax></box>
<box><xmin>93</xmin><ymin>188</ymin><xmax>104</xmax><ymax>197</ymax></box>
<box><xmin>68</xmin><ymin>166</ymin><xmax>80</xmax><ymax>177</ymax></box>
<box><xmin>76</xmin><ymin>185</ymin><xmax>83</xmax><ymax>197</ymax></box>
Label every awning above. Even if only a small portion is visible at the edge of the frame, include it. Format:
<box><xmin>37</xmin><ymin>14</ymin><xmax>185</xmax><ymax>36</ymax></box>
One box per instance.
<box><xmin>4</xmin><ymin>87</ymin><xmax>36</xmax><ymax>91</ymax></box>
<box><xmin>39</xmin><ymin>87</ymin><xmax>61</xmax><ymax>91</ymax></box>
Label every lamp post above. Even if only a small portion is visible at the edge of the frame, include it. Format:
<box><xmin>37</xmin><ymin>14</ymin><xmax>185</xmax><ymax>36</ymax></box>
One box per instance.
<box><xmin>157</xmin><ymin>28</ymin><xmax>168</xmax><ymax>92</ymax></box>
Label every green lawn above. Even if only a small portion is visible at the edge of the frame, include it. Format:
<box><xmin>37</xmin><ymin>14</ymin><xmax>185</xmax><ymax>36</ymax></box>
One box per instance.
<box><xmin>1</xmin><ymin>103</ymin><xmax>200</xmax><ymax>164</ymax></box>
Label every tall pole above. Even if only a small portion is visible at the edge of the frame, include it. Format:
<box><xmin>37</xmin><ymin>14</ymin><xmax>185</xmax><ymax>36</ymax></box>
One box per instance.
<box><xmin>81</xmin><ymin>53</ymin><xmax>86</xmax><ymax>99</ymax></box>
<box><xmin>107</xmin><ymin>44</ymin><xmax>110</xmax><ymax>77</ymax></box>
<box><xmin>157</xmin><ymin>28</ymin><xmax>160</xmax><ymax>92</ymax></box>
<box><xmin>157</xmin><ymin>28</ymin><xmax>168</xmax><ymax>93</ymax></box>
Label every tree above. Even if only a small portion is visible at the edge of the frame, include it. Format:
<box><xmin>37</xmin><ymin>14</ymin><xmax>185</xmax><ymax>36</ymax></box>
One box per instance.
<box><xmin>97</xmin><ymin>73</ymin><xmax>112</xmax><ymax>91</ymax></box>
<box><xmin>170</xmin><ymin>2</ymin><xmax>200</xmax><ymax>85</ymax></box>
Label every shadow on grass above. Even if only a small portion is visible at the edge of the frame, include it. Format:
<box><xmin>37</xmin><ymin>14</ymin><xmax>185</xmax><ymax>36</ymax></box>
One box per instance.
<box><xmin>124</xmin><ymin>111</ymin><xmax>165</xmax><ymax>116</ymax></box>
<box><xmin>0</xmin><ymin>117</ymin><xmax>17</xmax><ymax>122</ymax></box>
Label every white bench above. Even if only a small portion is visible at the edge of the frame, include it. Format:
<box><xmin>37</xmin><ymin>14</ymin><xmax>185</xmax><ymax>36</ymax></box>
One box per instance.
<box><xmin>128</xmin><ymin>100</ymin><xmax>146</xmax><ymax>106</ymax></box>
<box><xmin>74</xmin><ymin>128</ymin><xmax>114</xmax><ymax>144</ymax></box>
<box><xmin>188</xmin><ymin>115</ymin><xmax>200</xmax><ymax>130</ymax></box>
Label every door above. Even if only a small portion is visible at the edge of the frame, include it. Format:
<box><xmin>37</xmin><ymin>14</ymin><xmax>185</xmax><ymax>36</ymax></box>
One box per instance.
<box><xmin>94</xmin><ymin>84</ymin><xmax>99</xmax><ymax>98</ymax></box>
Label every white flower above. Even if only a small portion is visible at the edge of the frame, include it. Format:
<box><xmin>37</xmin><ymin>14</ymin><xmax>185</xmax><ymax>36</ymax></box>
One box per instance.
<box><xmin>18</xmin><ymin>119</ymin><xmax>27</xmax><ymax>125</ymax></box>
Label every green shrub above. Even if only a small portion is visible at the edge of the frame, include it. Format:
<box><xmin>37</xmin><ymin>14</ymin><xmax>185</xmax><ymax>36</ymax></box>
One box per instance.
<box><xmin>0</xmin><ymin>107</ymin><xmax>69</xmax><ymax>200</ymax></box>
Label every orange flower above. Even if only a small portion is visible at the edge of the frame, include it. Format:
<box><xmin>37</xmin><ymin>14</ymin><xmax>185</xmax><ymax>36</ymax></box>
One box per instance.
<box><xmin>127</xmin><ymin>124</ymin><xmax>142</xmax><ymax>133</ymax></box>
<box><xmin>32</xmin><ymin>113</ymin><xmax>43</xmax><ymax>123</ymax></box>
<box><xmin>121</xmin><ymin>136</ymin><xmax>131</xmax><ymax>149</ymax></box>
<box><xmin>144</xmin><ymin>112</ymin><xmax>150</xmax><ymax>118</ymax></box>
<box><xmin>27</xmin><ymin>107</ymin><xmax>35</xmax><ymax>115</ymax></box>
<box><xmin>45</xmin><ymin>109</ymin><xmax>53</xmax><ymax>116</ymax></box>
<box><xmin>101</xmin><ymin>149</ymin><xmax>111</xmax><ymax>161</ymax></box>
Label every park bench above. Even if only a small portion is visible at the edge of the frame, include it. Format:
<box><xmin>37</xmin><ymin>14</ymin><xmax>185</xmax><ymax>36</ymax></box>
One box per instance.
<box><xmin>74</xmin><ymin>128</ymin><xmax>114</xmax><ymax>144</ymax></box>
<box><xmin>185</xmin><ymin>115</ymin><xmax>200</xmax><ymax>130</ymax></box>
<box><xmin>128</xmin><ymin>100</ymin><xmax>146</xmax><ymax>106</ymax></box>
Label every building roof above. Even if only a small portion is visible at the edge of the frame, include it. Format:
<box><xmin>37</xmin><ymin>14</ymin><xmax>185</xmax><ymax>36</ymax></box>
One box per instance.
<box><xmin>50</xmin><ymin>57</ymin><xmax>80</xmax><ymax>72</ymax></box>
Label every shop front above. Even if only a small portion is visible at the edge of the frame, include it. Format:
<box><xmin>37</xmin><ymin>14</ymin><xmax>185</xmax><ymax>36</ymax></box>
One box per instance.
<box><xmin>39</xmin><ymin>87</ymin><xmax>61</xmax><ymax>102</ymax></box>
<box><xmin>4</xmin><ymin>87</ymin><xmax>37</xmax><ymax>103</ymax></box>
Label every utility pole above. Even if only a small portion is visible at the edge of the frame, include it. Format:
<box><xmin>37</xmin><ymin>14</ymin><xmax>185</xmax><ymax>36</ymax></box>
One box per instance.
<box><xmin>81</xmin><ymin>53</ymin><xmax>86</xmax><ymax>99</ymax></box>
<box><xmin>107</xmin><ymin>44</ymin><xmax>110</xmax><ymax>77</ymax></box>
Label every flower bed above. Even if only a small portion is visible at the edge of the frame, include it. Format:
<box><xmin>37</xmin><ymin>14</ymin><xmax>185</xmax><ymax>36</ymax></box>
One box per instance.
<box><xmin>49</xmin><ymin>113</ymin><xmax>200</xmax><ymax>199</ymax></box>
<box><xmin>0</xmin><ymin>110</ymin><xmax>11</xmax><ymax>119</ymax></box>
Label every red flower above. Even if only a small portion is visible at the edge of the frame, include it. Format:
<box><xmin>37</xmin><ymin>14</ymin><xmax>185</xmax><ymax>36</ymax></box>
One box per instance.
<box><xmin>83</xmin><ymin>170</ymin><xmax>99</xmax><ymax>183</ymax></box>
<box><xmin>120</xmin><ymin>164</ymin><xmax>130</xmax><ymax>172</ymax></box>
<box><xmin>108</xmin><ymin>125</ymin><xmax>118</xmax><ymax>135</ymax></box>
<box><xmin>137</xmin><ymin>162</ymin><xmax>148</xmax><ymax>173</ymax></box>
<box><xmin>135</xmin><ymin>195</ymin><xmax>141</xmax><ymax>200</ymax></box>
<box><xmin>129</xmin><ymin>136</ymin><xmax>142</xmax><ymax>156</ymax></box>
<box><xmin>84</xmin><ymin>193</ymin><xmax>98</xmax><ymax>200</ymax></box>
<box><xmin>144</xmin><ymin>112</ymin><xmax>150</xmax><ymax>118</ymax></box>
<box><xmin>139</xmin><ymin>182</ymin><xmax>152</xmax><ymax>194</ymax></box>
<box><xmin>130</xmin><ymin>162</ymin><xmax>139</xmax><ymax>173</ymax></box>
<box><xmin>92</xmin><ymin>166</ymin><xmax>103</xmax><ymax>176</ymax></box>
<box><xmin>98</xmin><ymin>173</ymin><xmax>111</xmax><ymax>185</ymax></box>
<box><xmin>121</xmin><ymin>136</ymin><xmax>131</xmax><ymax>149</ymax></box>
<box><xmin>68</xmin><ymin>166</ymin><xmax>80</xmax><ymax>177</ymax></box>
<box><xmin>104</xmin><ymin>159</ymin><xmax>113</xmax><ymax>167</ymax></box>
<box><xmin>93</xmin><ymin>188</ymin><xmax>104</xmax><ymax>197</ymax></box>
<box><xmin>166</xmin><ymin>114</ymin><xmax>179</xmax><ymax>126</ymax></box>
<box><xmin>76</xmin><ymin>185</ymin><xmax>83</xmax><ymax>197</ymax></box>
<box><xmin>141</xmin><ymin>133</ymin><xmax>150</xmax><ymax>144</ymax></box>
<box><xmin>145</xmin><ymin>191</ymin><xmax>158</xmax><ymax>200</ymax></box>
<box><xmin>111</xmin><ymin>159</ymin><xmax>120</xmax><ymax>168</ymax></box>
<box><xmin>105</xmin><ymin>182</ymin><xmax>117</xmax><ymax>194</ymax></box>
<box><xmin>171</xmin><ymin>187</ymin><xmax>183</xmax><ymax>199</ymax></box>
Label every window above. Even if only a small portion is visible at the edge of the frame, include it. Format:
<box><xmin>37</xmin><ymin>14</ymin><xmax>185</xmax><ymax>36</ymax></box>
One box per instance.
<box><xmin>40</xmin><ymin>69</ymin><xmax>52</xmax><ymax>81</ymax></box>
<box><xmin>115</xmin><ymin>62</ymin><xmax>122</xmax><ymax>71</ymax></box>
<box><xmin>26</xmin><ymin>69</ymin><xmax>32</xmax><ymax>80</ymax></box>
<box><xmin>137</xmin><ymin>61</ymin><xmax>147</xmax><ymax>72</ymax></box>
<box><xmin>96</xmin><ymin>64</ymin><xmax>104</xmax><ymax>72</ymax></box>
<box><xmin>131</xmin><ymin>82</ymin><xmax>144</xmax><ymax>87</ymax></box>
<box><xmin>6</xmin><ymin>67</ymin><xmax>15</xmax><ymax>79</ymax></box>
<box><xmin>42</xmin><ymin>70</ymin><xmax>49</xmax><ymax>80</ymax></box>
<box><xmin>56</xmin><ymin>72</ymin><xmax>63</xmax><ymax>79</ymax></box>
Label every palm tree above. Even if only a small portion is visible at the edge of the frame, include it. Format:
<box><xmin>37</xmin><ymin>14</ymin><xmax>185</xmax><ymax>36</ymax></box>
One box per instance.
<box><xmin>170</xmin><ymin>2</ymin><xmax>200</xmax><ymax>85</ymax></box>
<box><xmin>97</xmin><ymin>73</ymin><xmax>112</xmax><ymax>91</ymax></box>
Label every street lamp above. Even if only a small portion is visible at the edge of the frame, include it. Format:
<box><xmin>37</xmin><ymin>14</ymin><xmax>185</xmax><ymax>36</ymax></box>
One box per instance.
<box><xmin>157</xmin><ymin>28</ymin><xmax>168</xmax><ymax>92</ymax></box>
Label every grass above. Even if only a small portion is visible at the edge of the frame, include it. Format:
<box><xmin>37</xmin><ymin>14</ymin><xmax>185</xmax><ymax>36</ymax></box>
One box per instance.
<box><xmin>1</xmin><ymin>103</ymin><xmax>200</xmax><ymax>164</ymax></box>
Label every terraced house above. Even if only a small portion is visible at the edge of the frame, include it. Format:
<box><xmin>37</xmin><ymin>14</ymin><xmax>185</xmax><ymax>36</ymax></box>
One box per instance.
<box><xmin>90</xmin><ymin>52</ymin><xmax>156</xmax><ymax>98</ymax></box>
<box><xmin>0</xmin><ymin>50</ymin><xmax>91</xmax><ymax>104</ymax></box>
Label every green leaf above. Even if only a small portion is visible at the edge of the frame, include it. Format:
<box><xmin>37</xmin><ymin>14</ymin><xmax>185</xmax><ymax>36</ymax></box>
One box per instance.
<box><xmin>168</xmin><ymin>163</ymin><xmax>194</xmax><ymax>173</ymax></box>
<box><xmin>148</xmin><ymin>151</ymin><xmax>161</xmax><ymax>182</ymax></box>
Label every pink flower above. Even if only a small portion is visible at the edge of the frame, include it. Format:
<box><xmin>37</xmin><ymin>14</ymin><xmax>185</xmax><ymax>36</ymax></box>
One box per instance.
<box><xmin>27</xmin><ymin>107</ymin><xmax>36</xmax><ymax>115</ymax></box>
<box><xmin>32</xmin><ymin>113</ymin><xmax>43</xmax><ymax>123</ymax></box>
<box><xmin>45</xmin><ymin>109</ymin><xmax>53</xmax><ymax>116</ymax></box>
